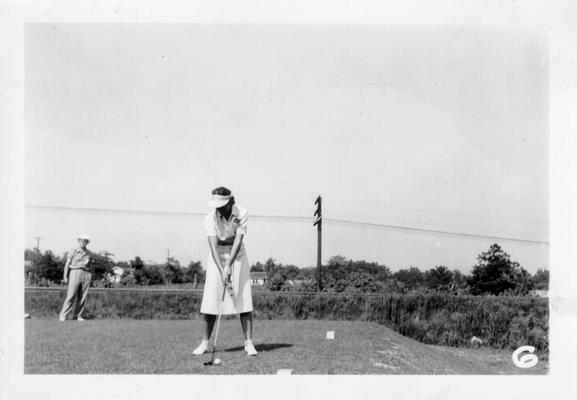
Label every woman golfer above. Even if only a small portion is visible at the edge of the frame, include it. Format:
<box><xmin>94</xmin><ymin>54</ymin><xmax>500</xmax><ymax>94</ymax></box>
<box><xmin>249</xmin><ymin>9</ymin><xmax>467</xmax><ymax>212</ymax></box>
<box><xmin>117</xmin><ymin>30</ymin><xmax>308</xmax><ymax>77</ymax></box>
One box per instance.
<box><xmin>192</xmin><ymin>187</ymin><xmax>257</xmax><ymax>356</ymax></box>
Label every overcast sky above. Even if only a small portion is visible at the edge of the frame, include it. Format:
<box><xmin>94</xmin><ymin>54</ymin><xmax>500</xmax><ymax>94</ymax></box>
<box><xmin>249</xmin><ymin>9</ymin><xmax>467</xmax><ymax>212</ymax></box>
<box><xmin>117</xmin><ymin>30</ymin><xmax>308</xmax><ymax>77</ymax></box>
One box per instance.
<box><xmin>25</xmin><ymin>24</ymin><xmax>548</xmax><ymax>272</ymax></box>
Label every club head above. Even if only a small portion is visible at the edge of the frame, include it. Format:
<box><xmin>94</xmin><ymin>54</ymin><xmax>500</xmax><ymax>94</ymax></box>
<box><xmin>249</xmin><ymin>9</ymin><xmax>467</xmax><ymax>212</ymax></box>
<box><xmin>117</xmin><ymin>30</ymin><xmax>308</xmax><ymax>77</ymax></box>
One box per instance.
<box><xmin>203</xmin><ymin>358</ymin><xmax>221</xmax><ymax>366</ymax></box>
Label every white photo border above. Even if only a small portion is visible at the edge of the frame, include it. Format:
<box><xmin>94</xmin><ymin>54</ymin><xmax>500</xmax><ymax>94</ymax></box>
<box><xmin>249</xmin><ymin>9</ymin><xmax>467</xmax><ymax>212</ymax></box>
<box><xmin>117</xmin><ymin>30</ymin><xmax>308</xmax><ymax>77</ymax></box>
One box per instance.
<box><xmin>1</xmin><ymin>1</ymin><xmax>576</xmax><ymax>399</ymax></box>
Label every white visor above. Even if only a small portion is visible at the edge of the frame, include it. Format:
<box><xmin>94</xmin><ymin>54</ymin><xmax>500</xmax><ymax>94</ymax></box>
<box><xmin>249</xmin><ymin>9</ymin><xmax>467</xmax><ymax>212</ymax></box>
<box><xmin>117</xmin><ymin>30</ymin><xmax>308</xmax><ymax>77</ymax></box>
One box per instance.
<box><xmin>208</xmin><ymin>194</ymin><xmax>232</xmax><ymax>208</ymax></box>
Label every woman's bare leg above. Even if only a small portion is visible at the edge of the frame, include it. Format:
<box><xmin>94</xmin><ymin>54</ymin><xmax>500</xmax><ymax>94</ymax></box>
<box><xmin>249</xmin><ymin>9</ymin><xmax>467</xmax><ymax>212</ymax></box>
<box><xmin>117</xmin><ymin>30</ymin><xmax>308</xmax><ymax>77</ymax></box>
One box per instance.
<box><xmin>240</xmin><ymin>312</ymin><xmax>257</xmax><ymax>355</ymax></box>
<box><xmin>203</xmin><ymin>313</ymin><xmax>217</xmax><ymax>340</ymax></box>
<box><xmin>193</xmin><ymin>314</ymin><xmax>216</xmax><ymax>355</ymax></box>
<box><xmin>240</xmin><ymin>312</ymin><xmax>253</xmax><ymax>341</ymax></box>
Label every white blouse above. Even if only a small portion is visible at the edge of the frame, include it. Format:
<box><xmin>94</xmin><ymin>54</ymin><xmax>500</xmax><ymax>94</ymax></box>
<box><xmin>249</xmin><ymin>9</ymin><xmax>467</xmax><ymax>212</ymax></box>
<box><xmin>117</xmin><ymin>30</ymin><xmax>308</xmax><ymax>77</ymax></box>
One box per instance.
<box><xmin>204</xmin><ymin>204</ymin><xmax>248</xmax><ymax>241</ymax></box>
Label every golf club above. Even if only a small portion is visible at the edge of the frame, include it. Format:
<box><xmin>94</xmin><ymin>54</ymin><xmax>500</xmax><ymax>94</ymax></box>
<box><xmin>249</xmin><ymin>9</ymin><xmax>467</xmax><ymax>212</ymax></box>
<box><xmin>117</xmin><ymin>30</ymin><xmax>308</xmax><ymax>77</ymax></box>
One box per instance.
<box><xmin>203</xmin><ymin>278</ymin><xmax>230</xmax><ymax>366</ymax></box>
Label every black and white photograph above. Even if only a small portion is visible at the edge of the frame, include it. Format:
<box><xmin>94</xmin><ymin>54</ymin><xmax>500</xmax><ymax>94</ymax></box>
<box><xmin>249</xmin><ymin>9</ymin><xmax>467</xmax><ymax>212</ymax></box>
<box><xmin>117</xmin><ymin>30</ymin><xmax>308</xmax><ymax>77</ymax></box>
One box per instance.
<box><xmin>1</xmin><ymin>1</ymin><xmax>577</xmax><ymax>399</ymax></box>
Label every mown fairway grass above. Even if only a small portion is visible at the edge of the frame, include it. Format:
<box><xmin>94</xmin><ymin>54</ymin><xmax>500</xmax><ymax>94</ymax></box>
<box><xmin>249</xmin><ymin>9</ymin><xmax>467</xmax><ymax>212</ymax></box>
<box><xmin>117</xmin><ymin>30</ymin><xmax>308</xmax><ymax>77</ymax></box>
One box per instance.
<box><xmin>25</xmin><ymin>319</ymin><xmax>547</xmax><ymax>374</ymax></box>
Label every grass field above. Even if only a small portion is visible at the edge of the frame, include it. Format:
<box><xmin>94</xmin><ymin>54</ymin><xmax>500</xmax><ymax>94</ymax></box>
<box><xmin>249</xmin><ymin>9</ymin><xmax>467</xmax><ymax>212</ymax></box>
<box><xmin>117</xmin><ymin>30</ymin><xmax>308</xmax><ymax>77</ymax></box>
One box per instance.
<box><xmin>25</xmin><ymin>318</ymin><xmax>547</xmax><ymax>374</ymax></box>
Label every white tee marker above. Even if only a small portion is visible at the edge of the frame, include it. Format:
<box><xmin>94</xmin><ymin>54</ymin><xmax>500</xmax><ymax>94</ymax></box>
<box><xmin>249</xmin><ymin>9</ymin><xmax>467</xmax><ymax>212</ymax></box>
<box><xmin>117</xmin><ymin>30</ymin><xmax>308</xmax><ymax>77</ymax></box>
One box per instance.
<box><xmin>277</xmin><ymin>369</ymin><xmax>293</xmax><ymax>375</ymax></box>
<box><xmin>326</xmin><ymin>331</ymin><xmax>335</xmax><ymax>340</ymax></box>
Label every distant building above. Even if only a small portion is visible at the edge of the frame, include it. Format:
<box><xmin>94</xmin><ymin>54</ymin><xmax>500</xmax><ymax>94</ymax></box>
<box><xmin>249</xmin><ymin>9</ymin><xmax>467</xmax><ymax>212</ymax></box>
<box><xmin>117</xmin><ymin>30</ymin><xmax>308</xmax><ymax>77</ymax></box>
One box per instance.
<box><xmin>251</xmin><ymin>271</ymin><xmax>267</xmax><ymax>286</ymax></box>
<box><xmin>106</xmin><ymin>266</ymin><xmax>125</xmax><ymax>284</ymax></box>
<box><xmin>530</xmin><ymin>290</ymin><xmax>548</xmax><ymax>298</ymax></box>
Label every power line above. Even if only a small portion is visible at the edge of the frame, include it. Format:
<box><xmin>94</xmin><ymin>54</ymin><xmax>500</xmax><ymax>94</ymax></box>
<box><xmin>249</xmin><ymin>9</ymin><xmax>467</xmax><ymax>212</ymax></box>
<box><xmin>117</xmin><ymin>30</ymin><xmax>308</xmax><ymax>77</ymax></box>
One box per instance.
<box><xmin>26</xmin><ymin>203</ymin><xmax>205</xmax><ymax>217</ymax></box>
<box><xmin>25</xmin><ymin>203</ymin><xmax>548</xmax><ymax>246</ymax></box>
<box><xmin>323</xmin><ymin>218</ymin><xmax>548</xmax><ymax>246</ymax></box>
<box><xmin>25</xmin><ymin>204</ymin><xmax>313</xmax><ymax>221</ymax></box>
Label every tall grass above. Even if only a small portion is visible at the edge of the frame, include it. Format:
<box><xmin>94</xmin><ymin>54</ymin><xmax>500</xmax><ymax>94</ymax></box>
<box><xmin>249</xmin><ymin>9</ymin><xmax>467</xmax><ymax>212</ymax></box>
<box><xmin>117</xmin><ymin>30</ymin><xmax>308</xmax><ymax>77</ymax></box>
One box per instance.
<box><xmin>25</xmin><ymin>289</ymin><xmax>548</xmax><ymax>352</ymax></box>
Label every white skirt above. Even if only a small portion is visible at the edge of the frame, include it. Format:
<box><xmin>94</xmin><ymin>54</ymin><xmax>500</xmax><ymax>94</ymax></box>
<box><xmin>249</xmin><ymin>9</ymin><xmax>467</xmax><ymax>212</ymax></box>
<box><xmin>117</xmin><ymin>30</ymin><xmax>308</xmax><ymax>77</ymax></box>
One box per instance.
<box><xmin>200</xmin><ymin>244</ymin><xmax>253</xmax><ymax>315</ymax></box>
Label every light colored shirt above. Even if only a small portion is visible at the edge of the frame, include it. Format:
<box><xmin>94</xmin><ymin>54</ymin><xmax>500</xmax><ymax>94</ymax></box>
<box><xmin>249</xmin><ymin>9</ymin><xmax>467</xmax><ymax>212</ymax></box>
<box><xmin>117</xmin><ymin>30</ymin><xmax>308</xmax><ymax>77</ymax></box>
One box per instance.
<box><xmin>204</xmin><ymin>204</ymin><xmax>248</xmax><ymax>241</ymax></box>
<box><xmin>67</xmin><ymin>247</ymin><xmax>92</xmax><ymax>270</ymax></box>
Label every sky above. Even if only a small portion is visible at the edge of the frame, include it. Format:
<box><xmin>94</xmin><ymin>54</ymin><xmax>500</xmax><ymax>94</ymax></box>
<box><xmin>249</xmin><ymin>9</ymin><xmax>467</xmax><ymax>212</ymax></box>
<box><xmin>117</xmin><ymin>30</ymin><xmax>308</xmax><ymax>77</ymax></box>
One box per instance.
<box><xmin>25</xmin><ymin>24</ymin><xmax>549</xmax><ymax>272</ymax></box>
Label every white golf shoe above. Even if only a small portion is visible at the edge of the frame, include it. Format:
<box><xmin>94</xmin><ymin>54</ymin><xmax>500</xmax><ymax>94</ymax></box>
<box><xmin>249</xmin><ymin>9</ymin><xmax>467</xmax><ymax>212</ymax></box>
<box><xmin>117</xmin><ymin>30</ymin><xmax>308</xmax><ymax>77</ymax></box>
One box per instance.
<box><xmin>77</xmin><ymin>316</ymin><xmax>85</xmax><ymax>321</ymax></box>
<box><xmin>192</xmin><ymin>340</ymin><xmax>209</xmax><ymax>356</ymax></box>
<box><xmin>245</xmin><ymin>340</ymin><xmax>258</xmax><ymax>356</ymax></box>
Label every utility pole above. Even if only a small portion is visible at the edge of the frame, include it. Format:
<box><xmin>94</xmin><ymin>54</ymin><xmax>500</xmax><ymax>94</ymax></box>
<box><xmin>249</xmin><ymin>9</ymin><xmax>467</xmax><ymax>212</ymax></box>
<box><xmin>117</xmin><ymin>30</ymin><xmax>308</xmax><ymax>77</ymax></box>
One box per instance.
<box><xmin>34</xmin><ymin>236</ymin><xmax>43</xmax><ymax>251</ymax></box>
<box><xmin>313</xmin><ymin>195</ymin><xmax>322</xmax><ymax>291</ymax></box>
<box><xmin>166</xmin><ymin>249</ymin><xmax>171</xmax><ymax>264</ymax></box>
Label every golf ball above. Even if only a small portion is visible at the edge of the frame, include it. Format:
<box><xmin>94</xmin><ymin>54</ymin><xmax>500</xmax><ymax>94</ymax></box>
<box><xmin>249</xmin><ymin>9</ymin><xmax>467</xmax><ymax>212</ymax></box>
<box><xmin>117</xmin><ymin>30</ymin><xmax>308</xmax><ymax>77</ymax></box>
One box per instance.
<box><xmin>214</xmin><ymin>358</ymin><xmax>221</xmax><ymax>365</ymax></box>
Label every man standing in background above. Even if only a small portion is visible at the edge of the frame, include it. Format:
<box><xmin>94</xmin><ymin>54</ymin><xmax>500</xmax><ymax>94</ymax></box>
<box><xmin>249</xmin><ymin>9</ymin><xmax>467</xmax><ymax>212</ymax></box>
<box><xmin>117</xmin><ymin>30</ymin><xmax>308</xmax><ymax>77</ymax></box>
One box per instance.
<box><xmin>59</xmin><ymin>234</ymin><xmax>93</xmax><ymax>321</ymax></box>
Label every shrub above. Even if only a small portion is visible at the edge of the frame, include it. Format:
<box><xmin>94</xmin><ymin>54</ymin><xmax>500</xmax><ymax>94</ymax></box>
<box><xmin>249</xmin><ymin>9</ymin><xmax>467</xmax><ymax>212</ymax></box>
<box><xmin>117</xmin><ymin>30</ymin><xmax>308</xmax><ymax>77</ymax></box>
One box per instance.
<box><xmin>26</xmin><ymin>251</ymin><xmax>65</xmax><ymax>285</ymax></box>
<box><xmin>24</xmin><ymin>289</ymin><xmax>549</xmax><ymax>352</ymax></box>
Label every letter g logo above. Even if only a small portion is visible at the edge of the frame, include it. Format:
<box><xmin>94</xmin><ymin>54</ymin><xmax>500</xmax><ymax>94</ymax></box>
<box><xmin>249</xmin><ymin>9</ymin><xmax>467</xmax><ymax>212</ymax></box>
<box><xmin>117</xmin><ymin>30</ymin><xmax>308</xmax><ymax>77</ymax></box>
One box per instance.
<box><xmin>512</xmin><ymin>346</ymin><xmax>539</xmax><ymax>368</ymax></box>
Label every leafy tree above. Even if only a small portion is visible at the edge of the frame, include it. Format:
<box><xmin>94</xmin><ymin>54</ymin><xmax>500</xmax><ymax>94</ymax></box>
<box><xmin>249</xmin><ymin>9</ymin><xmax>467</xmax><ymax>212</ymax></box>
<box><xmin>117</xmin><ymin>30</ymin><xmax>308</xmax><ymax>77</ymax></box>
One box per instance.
<box><xmin>450</xmin><ymin>269</ymin><xmax>469</xmax><ymax>293</ymax></box>
<box><xmin>394</xmin><ymin>267</ymin><xmax>425</xmax><ymax>290</ymax></box>
<box><xmin>143</xmin><ymin>264</ymin><xmax>166</xmax><ymax>285</ymax></box>
<box><xmin>263</xmin><ymin>259</ymin><xmax>288</xmax><ymax>291</ymax></box>
<box><xmin>250</xmin><ymin>261</ymin><xmax>265</xmax><ymax>272</ymax></box>
<box><xmin>39</xmin><ymin>250</ymin><xmax>65</xmax><ymax>282</ymax></box>
<box><xmin>467</xmin><ymin>244</ymin><xmax>528</xmax><ymax>295</ymax></box>
<box><xmin>263</xmin><ymin>258</ymin><xmax>280</xmax><ymax>277</ymax></box>
<box><xmin>327</xmin><ymin>255</ymin><xmax>347</xmax><ymax>267</ymax></box>
<box><xmin>183</xmin><ymin>261</ymin><xmax>205</xmax><ymax>285</ymax></box>
<box><xmin>26</xmin><ymin>250</ymin><xmax>65</xmax><ymax>285</ymax></box>
<box><xmin>325</xmin><ymin>255</ymin><xmax>391</xmax><ymax>285</ymax></box>
<box><xmin>320</xmin><ymin>256</ymin><xmax>390</xmax><ymax>293</ymax></box>
<box><xmin>363</xmin><ymin>261</ymin><xmax>392</xmax><ymax>282</ymax></box>
<box><xmin>532</xmin><ymin>268</ymin><xmax>549</xmax><ymax>291</ymax></box>
<box><xmin>130</xmin><ymin>256</ymin><xmax>145</xmax><ymax>270</ymax></box>
<box><xmin>24</xmin><ymin>248</ymin><xmax>42</xmax><ymax>284</ymax></box>
<box><xmin>264</xmin><ymin>258</ymin><xmax>280</xmax><ymax>274</ymax></box>
<box><xmin>325</xmin><ymin>256</ymin><xmax>350</xmax><ymax>282</ymax></box>
<box><xmin>119</xmin><ymin>267</ymin><xmax>138</xmax><ymax>286</ymax></box>
<box><xmin>506</xmin><ymin>267</ymin><xmax>533</xmax><ymax>295</ymax></box>
<box><xmin>283</xmin><ymin>265</ymin><xmax>300</xmax><ymax>281</ymax></box>
<box><xmin>267</xmin><ymin>271</ymin><xmax>289</xmax><ymax>291</ymax></box>
<box><xmin>24</xmin><ymin>248</ymin><xmax>42</xmax><ymax>264</ymax></box>
<box><xmin>128</xmin><ymin>257</ymin><xmax>148</xmax><ymax>285</ymax></box>
<box><xmin>164</xmin><ymin>259</ymin><xmax>183</xmax><ymax>284</ymax></box>
<box><xmin>116</xmin><ymin>261</ymin><xmax>130</xmax><ymax>270</ymax></box>
<box><xmin>90</xmin><ymin>252</ymin><xmax>115</xmax><ymax>282</ymax></box>
<box><xmin>424</xmin><ymin>265</ymin><xmax>453</xmax><ymax>291</ymax></box>
<box><xmin>382</xmin><ymin>278</ymin><xmax>407</xmax><ymax>293</ymax></box>
<box><xmin>296</xmin><ymin>267</ymin><xmax>317</xmax><ymax>281</ymax></box>
<box><xmin>257</xmin><ymin>258</ymin><xmax>303</xmax><ymax>291</ymax></box>
<box><xmin>333</xmin><ymin>271</ymin><xmax>384</xmax><ymax>293</ymax></box>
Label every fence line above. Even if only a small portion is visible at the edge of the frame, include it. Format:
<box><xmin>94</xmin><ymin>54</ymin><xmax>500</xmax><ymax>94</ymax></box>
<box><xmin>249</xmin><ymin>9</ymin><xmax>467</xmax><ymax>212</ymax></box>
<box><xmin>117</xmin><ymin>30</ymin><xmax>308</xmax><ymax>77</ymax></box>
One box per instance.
<box><xmin>25</xmin><ymin>286</ymin><xmax>203</xmax><ymax>294</ymax></box>
<box><xmin>24</xmin><ymin>286</ymin><xmax>406</xmax><ymax>297</ymax></box>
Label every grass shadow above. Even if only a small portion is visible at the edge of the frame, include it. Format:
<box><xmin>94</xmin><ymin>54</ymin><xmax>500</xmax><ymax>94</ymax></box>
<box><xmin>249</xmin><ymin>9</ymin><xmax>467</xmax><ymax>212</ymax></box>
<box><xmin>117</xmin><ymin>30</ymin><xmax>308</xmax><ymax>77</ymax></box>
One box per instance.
<box><xmin>224</xmin><ymin>343</ymin><xmax>293</xmax><ymax>352</ymax></box>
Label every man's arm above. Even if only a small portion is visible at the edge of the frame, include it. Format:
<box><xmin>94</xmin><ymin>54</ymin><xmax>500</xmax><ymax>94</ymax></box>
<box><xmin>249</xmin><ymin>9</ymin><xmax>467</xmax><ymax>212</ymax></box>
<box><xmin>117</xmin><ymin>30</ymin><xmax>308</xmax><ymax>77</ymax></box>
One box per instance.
<box><xmin>86</xmin><ymin>250</ymin><xmax>95</xmax><ymax>275</ymax></box>
<box><xmin>62</xmin><ymin>250</ymin><xmax>72</xmax><ymax>283</ymax></box>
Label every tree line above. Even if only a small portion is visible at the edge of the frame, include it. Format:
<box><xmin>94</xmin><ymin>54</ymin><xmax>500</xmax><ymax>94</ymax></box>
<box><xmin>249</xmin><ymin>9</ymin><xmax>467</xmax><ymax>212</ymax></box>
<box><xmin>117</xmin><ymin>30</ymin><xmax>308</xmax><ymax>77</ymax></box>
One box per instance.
<box><xmin>252</xmin><ymin>244</ymin><xmax>549</xmax><ymax>296</ymax></box>
<box><xmin>24</xmin><ymin>243</ymin><xmax>548</xmax><ymax>295</ymax></box>
<box><xmin>24</xmin><ymin>249</ymin><xmax>205</xmax><ymax>288</ymax></box>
